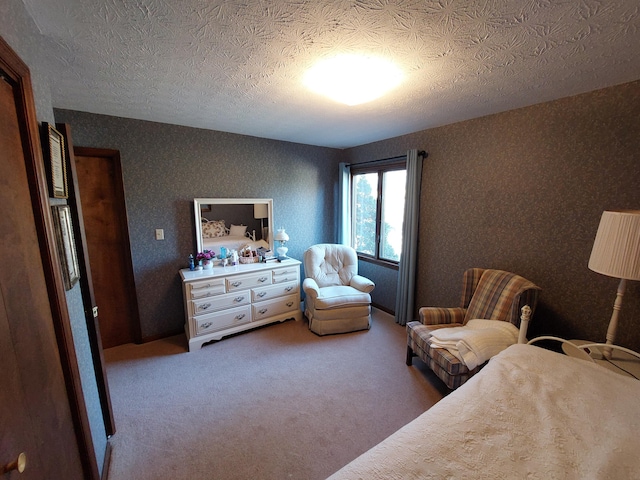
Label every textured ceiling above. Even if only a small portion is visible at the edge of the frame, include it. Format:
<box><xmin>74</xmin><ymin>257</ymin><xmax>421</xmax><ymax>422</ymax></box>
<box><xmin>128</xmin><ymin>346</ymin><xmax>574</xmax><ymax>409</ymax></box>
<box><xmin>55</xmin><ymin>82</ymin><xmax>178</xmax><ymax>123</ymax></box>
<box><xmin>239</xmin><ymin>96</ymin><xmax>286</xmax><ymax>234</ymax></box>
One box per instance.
<box><xmin>22</xmin><ymin>0</ymin><xmax>640</xmax><ymax>148</ymax></box>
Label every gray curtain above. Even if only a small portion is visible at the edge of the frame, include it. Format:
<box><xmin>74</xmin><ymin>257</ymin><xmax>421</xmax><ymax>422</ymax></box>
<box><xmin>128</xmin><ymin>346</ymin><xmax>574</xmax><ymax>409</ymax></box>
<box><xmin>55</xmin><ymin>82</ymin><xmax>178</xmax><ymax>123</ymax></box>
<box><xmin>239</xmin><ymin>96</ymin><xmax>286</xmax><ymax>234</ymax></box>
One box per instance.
<box><xmin>338</xmin><ymin>162</ymin><xmax>351</xmax><ymax>245</ymax></box>
<box><xmin>394</xmin><ymin>149</ymin><xmax>423</xmax><ymax>325</ymax></box>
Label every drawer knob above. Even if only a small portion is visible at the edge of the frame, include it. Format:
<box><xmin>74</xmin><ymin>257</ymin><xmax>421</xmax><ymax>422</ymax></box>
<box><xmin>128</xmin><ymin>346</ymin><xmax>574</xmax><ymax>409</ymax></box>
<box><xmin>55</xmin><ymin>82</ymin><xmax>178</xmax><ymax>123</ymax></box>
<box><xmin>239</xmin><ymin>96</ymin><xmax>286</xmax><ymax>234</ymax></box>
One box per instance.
<box><xmin>258</xmin><ymin>277</ymin><xmax>268</xmax><ymax>283</ymax></box>
<box><xmin>286</xmin><ymin>302</ymin><xmax>294</xmax><ymax>307</ymax></box>
<box><xmin>235</xmin><ymin>314</ymin><xmax>246</xmax><ymax>321</ymax></box>
<box><xmin>234</xmin><ymin>296</ymin><xmax>245</xmax><ymax>303</ymax></box>
<box><xmin>284</xmin><ymin>286</ymin><xmax>293</xmax><ymax>292</ymax></box>
<box><xmin>199</xmin><ymin>303</ymin><xmax>212</xmax><ymax>311</ymax></box>
<box><xmin>231</xmin><ymin>281</ymin><xmax>242</xmax><ymax>287</ymax></box>
<box><xmin>257</xmin><ymin>292</ymin><xmax>267</xmax><ymax>298</ymax></box>
<box><xmin>201</xmin><ymin>322</ymin><xmax>212</xmax><ymax>329</ymax></box>
<box><xmin>259</xmin><ymin>308</ymin><xmax>268</xmax><ymax>314</ymax></box>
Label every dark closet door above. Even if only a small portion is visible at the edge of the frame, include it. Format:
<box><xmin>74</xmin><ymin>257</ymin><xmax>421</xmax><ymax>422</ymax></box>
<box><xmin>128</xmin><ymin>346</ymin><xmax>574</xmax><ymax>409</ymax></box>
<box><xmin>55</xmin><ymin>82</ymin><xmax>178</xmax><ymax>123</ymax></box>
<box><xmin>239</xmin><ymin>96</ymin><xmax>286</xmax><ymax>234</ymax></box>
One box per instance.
<box><xmin>0</xmin><ymin>41</ymin><xmax>85</xmax><ymax>478</ymax></box>
<box><xmin>74</xmin><ymin>148</ymin><xmax>141</xmax><ymax>348</ymax></box>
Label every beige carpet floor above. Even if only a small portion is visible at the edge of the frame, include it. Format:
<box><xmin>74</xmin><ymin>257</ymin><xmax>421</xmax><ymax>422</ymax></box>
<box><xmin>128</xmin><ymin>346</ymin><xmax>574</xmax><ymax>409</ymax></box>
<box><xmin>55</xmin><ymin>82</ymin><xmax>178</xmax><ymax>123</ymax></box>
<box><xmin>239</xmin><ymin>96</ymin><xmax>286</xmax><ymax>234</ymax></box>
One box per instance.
<box><xmin>103</xmin><ymin>309</ymin><xmax>447</xmax><ymax>480</ymax></box>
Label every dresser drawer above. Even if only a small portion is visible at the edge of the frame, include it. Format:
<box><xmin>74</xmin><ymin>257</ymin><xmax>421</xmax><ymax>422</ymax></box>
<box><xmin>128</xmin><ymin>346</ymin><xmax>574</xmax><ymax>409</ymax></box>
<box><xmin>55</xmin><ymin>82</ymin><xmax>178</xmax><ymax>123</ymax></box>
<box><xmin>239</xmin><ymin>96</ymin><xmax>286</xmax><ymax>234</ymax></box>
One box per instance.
<box><xmin>252</xmin><ymin>281</ymin><xmax>299</xmax><ymax>303</ymax></box>
<box><xmin>272</xmin><ymin>266</ymin><xmax>299</xmax><ymax>284</ymax></box>
<box><xmin>195</xmin><ymin>305</ymin><xmax>251</xmax><ymax>336</ymax></box>
<box><xmin>192</xmin><ymin>289</ymin><xmax>251</xmax><ymax>316</ymax></box>
<box><xmin>227</xmin><ymin>272</ymin><xmax>272</xmax><ymax>292</ymax></box>
<box><xmin>188</xmin><ymin>278</ymin><xmax>226</xmax><ymax>300</ymax></box>
<box><xmin>252</xmin><ymin>293</ymin><xmax>299</xmax><ymax>321</ymax></box>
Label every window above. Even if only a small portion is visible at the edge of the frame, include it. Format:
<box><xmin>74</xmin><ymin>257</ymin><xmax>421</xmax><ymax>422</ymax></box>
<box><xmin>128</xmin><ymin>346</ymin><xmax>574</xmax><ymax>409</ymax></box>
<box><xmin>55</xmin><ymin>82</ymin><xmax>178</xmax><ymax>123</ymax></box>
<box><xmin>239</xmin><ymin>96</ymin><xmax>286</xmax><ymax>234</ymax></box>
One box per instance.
<box><xmin>351</xmin><ymin>162</ymin><xmax>406</xmax><ymax>263</ymax></box>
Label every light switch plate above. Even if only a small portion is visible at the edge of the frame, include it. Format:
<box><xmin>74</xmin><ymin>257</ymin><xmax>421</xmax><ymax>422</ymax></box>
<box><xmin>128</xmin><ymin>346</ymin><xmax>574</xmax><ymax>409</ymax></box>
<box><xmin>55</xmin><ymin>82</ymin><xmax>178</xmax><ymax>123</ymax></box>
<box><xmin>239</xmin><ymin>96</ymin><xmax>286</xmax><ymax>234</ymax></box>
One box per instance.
<box><xmin>155</xmin><ymin>229</ymin><xmax>164</xmax><ymax>240</ymax></box>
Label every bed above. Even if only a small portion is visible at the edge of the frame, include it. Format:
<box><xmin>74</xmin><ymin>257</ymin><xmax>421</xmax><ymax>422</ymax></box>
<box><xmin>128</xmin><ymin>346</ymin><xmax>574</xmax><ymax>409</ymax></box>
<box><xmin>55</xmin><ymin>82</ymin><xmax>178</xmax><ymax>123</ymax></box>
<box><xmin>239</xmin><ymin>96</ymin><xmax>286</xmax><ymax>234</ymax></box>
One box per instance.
<box><xmin>200</xmin><ymin>218</ymin><xmax>269</xmax><ymax>253</ymax></box>
<box><xmin>327</xmin><ymin>341</ymin><xmax>640</xmax><ymax>479</ymax></box>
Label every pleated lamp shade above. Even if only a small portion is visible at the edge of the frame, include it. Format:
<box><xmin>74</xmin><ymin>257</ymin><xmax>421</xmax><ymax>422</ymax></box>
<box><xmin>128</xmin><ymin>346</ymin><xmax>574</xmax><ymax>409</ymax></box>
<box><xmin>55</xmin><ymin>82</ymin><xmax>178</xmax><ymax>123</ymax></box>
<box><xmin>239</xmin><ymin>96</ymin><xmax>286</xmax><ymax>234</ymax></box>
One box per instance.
<box><xmin>588</xmin><ymin>210</ymin><xmax>640</xmax><ymax>280</ymax></box>
<box><xmin>254</xmin><ymin>203</ymin><xmax>268</xmax><ymax>219</ymax></box>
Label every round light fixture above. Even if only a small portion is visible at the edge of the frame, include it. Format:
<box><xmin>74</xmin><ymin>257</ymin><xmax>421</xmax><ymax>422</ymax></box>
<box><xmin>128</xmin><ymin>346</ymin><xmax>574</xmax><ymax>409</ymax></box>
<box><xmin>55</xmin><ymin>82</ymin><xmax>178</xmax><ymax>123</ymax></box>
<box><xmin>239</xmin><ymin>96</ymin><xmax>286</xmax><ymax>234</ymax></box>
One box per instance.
<box><xmin>303</xmin><ymin>54</ymin><xmax>404</xmax><ymax>106</ymax></box>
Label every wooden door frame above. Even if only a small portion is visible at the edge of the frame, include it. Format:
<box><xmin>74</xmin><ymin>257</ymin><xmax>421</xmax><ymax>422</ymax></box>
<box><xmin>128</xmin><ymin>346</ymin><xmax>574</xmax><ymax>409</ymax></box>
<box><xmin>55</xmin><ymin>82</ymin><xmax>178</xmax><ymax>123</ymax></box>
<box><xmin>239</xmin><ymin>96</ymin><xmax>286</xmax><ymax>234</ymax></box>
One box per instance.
<box><xmin>0</xmin><ymin>37</ymin><xmax>100</xmax><ymax>479</ymax></box>
<box><xmin>74</xmin><ymin>147</ymin><xmax>142</xmax><ymax>345</ymax></box>
<box><xmin>59</xmin><ymin>125</ymin><xmax>116</xmax><ymax>437</ymax></box>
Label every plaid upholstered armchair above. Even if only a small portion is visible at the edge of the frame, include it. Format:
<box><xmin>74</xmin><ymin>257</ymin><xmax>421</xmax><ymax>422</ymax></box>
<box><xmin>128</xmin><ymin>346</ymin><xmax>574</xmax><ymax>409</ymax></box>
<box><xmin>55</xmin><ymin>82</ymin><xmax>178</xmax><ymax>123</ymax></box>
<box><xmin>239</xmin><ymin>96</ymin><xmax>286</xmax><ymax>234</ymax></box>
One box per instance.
<box><xmin>406</xmin><ymin>268</ymin><xmax>541</xmax><ymax>389</ymax></box>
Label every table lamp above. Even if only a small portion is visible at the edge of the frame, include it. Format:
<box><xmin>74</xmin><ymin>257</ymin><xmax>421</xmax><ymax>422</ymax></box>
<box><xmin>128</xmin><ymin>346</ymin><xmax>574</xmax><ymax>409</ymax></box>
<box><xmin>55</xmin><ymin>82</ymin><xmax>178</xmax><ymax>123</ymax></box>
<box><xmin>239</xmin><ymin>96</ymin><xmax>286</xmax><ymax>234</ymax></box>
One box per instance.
<box><xmin>588</xmin><ymin>210</ymin><xmax>640</xmax><ymax>359</ymax></box>
<box><xmin>274</xmin><ymin>228</ymin><xmax>289</xmax><ymax>260</ymax></box>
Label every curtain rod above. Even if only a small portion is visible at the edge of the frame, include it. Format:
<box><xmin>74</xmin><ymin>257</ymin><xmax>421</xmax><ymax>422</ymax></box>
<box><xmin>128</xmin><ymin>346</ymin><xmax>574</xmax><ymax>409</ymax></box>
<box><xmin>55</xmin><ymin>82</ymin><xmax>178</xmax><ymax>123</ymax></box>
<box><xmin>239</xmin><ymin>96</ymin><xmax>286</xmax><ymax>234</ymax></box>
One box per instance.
<box><xmin>344</xmin><ymin>150</ymin><xmax>427</xmax><ymax>168</ymax></box>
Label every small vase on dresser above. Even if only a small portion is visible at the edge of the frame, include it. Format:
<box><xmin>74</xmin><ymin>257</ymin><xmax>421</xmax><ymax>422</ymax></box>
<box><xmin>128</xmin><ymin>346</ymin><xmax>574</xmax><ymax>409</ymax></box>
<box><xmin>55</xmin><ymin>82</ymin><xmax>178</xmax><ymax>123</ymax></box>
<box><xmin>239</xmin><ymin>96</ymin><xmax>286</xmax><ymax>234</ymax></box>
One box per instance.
<box><xmin>180</xmin><ymin>258</ymin><xmax>302</xmax><ymax>351</ymax></box>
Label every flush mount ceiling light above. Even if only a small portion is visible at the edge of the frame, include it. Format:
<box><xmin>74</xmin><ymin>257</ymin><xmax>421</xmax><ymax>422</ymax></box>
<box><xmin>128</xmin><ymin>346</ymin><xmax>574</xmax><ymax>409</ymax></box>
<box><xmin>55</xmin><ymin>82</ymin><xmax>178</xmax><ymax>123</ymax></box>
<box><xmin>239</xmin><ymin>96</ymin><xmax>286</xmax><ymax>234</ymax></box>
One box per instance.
<box><xmin>303</xmin><ymin>54</ymin><xmax>404</xmax><ymax>106</ymax></box>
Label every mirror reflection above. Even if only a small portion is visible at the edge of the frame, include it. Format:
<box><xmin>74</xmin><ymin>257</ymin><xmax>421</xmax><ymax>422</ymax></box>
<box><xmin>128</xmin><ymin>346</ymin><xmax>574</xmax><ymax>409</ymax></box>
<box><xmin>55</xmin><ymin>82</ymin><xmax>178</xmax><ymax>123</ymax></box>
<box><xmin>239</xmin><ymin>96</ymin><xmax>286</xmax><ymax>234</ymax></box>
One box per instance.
<box><xmin>194</xmin><ymin>198</ymin><xmax>273</xmax><ymax>256</ymax></box>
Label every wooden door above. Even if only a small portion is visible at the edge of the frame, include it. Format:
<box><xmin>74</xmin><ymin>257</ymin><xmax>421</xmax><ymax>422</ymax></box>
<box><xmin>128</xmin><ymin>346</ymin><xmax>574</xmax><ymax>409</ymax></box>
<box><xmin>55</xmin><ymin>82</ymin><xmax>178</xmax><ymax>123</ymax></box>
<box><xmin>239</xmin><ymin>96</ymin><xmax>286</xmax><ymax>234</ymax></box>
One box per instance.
<box><xmin>0</xmin><ymin>295</ymin><xmax>38</xmax><ymax>477</ymax></box>
<box><xmin>74</xmin><ymin>148</ymin><xmax>140</xmax><ymax>348</ymax></box>
<box><xmin>0</xmin><ymin>41</ymin><xmax>85</xmax><ymax>478</ymax></box>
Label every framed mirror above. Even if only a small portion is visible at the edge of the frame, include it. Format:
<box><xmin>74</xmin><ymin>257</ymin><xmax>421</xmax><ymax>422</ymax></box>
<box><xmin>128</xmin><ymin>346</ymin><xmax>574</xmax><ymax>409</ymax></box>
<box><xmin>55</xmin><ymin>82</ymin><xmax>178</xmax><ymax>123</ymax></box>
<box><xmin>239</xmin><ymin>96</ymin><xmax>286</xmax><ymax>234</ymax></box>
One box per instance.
<box><xmin>194</xmin><ymin>198</ymin><xmax>274</xmax><ymax>255</ymax></box>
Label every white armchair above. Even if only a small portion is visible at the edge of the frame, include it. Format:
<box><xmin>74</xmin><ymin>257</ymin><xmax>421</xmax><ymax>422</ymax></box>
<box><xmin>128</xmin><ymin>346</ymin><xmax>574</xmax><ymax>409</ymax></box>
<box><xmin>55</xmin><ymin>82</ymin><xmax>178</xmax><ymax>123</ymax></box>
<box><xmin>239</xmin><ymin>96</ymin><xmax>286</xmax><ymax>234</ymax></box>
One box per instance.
<box><xmin>303</xmin><ymin>244</ymin><xmax>375</xmax><ymax>335</ymax></box>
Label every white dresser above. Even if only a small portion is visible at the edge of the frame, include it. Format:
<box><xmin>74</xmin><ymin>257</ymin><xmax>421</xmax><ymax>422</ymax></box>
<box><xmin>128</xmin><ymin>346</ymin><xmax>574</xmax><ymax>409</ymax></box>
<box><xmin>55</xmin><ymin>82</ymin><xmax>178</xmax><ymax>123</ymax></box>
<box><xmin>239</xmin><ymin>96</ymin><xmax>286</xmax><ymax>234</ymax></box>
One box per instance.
<box><xmin>180</xmin><ymin>259</ymin><xmax>302</xmax><ymax>351</ymax></box>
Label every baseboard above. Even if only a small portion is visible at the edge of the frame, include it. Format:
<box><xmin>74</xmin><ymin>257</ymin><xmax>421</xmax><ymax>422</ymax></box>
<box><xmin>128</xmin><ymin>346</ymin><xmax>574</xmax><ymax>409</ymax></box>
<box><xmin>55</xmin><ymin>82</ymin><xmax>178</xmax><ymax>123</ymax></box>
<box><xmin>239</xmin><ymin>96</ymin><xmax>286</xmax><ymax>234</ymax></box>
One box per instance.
<box><xmin>140</xmin><ymin>304</ymin><xmax>388</xmax><ymax>343</ymax></box>
<box><xmin>140</xmin><ymin>328</ymin><xmax>184</xmax><ymax>344</ymax></box>
<box><xmin>372</xmin><ymin>303</ymin><xmax>394</xmax><ymax>316</ymax></box>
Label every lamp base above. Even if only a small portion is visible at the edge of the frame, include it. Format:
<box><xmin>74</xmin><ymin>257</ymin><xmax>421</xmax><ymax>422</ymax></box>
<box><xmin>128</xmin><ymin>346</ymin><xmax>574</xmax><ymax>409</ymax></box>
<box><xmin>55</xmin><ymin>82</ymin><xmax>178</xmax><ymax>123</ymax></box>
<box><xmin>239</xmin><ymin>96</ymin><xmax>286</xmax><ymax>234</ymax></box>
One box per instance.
<box><xmin>276</xmin><ymin>246</ymin><xmax>288</xmax><ymax>260</ymax></box>
<box><xmin>602</xmin><ymin>278</ymin><xmax>627</xmax><ymax>360</ymax></box>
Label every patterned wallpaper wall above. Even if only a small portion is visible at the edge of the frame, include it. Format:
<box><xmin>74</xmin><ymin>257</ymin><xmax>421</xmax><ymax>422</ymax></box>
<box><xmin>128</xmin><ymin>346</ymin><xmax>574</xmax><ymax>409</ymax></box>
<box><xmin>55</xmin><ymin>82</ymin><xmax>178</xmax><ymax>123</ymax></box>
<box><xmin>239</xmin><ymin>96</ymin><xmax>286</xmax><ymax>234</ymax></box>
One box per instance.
<box><xmin>344</xmin><ymin>80</ymin><xmax>640</xmax><ymax>351</ymax></box>
<box><xmin>54</xmin><ymin>109</ymin><xmax>342</xmax><ymax>340</ymax></box>
<box><xmin>56</xmin><ymin>80</ymin><xmax>640</xmax><ymax>350</ymax></box>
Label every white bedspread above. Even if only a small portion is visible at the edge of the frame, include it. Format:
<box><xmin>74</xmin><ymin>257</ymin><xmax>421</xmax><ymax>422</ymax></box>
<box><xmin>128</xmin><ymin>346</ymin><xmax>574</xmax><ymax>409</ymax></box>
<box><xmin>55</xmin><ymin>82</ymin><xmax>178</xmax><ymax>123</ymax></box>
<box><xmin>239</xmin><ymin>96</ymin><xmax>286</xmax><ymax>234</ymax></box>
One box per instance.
<box><xmin>428</xmin><ymin>319</ymin><xmax>519</xmax><ymax>369</ymax></box>
<box><xmin>328</xmin><ymin>344</ymin><xmax>640</xmax><ymax>480</ymax></box>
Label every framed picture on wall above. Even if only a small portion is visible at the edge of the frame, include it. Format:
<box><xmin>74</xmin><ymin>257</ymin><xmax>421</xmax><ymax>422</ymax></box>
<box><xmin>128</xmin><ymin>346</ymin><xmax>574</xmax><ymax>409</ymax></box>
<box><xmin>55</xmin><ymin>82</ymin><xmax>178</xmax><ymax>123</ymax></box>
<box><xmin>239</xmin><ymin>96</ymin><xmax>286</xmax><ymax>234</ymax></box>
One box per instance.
<box><xmin>41</xmin><ymin>122</ymin><xmax>68</xmax><ymax>198</ymax></box>
<box><xmin>52</xmin><ymin>204</ymin><xmax>80</xmax><ymax>290</ymax></box>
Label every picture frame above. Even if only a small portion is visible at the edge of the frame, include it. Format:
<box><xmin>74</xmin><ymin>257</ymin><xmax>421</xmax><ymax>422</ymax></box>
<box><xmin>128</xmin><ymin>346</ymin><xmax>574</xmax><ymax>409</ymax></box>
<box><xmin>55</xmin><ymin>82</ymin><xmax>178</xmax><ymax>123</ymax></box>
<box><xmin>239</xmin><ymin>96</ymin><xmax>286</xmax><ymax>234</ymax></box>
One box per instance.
<box><xmin>52</xmin><ymin>205</ymin><xmax>80</xmax><ymax>290</ymax></box>
<box><xmin>42</xmin><ymin>123</ymin><xmax>68</xmax><ymax>199</ymax></box>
